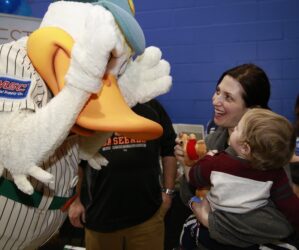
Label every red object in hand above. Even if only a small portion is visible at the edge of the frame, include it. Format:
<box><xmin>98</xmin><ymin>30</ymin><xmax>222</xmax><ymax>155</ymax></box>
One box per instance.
<box><xmin>186</xmin><ymin>139</ymin><xmax>199</xmax><ymax>160</ymax></box>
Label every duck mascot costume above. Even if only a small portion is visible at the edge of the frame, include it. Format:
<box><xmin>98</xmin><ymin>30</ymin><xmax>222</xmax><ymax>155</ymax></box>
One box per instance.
<box><xmin>0</xmin><ymin>0</ymin><xmax>172</xmax><ymax>249</ymax></box>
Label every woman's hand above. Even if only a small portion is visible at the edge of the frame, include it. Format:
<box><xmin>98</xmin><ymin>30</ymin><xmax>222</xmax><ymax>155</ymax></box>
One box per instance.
<box><xmin>174</xmin><ymin>137</ymin><xmax>186</xmax><ymax>165</ymax></box>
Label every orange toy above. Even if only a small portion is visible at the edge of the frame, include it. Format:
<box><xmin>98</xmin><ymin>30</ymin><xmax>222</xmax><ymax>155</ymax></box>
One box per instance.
<box><xmin>180</xmin><ymin>133</ymin><xmax>209</xmax><ymax>199</ymax></box>
<box><xmin>180</xmin><ymin>133</ymin><xmax>207</xmax><ymax>164</ymax></box>
<box><xmin>27</xmin><ymin>27</ymin><xmax>163</xmax><ymax>140</ymax></box>
<box><xmin>180</xmin><ymin>134</ymin><xmax>209</xmax><ymax>198</ymax></box>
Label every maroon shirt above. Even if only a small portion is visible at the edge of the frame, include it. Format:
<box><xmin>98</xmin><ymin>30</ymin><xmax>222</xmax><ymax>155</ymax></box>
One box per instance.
<box><xmin>189</xmin><ymin>150</ymin><xmax>299</xmax><ymax>231</ymax></box>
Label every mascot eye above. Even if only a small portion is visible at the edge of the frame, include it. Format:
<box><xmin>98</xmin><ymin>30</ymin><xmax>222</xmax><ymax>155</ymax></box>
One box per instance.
<box><xmin>128</xmin><ymin>0</ymin><xmax>135</xmax><ymax>15</ymax></box>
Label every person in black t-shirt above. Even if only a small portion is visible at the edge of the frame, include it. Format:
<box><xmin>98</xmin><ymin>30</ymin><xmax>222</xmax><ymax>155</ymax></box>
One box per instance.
<box><xmin>68</xmin><ymin>99</ymin><xmax>177</xmax><ymax>250</ymax></box>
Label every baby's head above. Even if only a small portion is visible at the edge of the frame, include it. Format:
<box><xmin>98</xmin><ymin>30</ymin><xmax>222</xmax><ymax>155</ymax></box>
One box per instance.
<box><xmin>229</xmin><ymin>108</ymin><xmax>296</xmax><ymax>170</ymax></box>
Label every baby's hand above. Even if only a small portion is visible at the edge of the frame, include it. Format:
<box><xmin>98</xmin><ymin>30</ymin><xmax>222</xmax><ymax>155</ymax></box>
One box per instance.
<box><xmin>206</xmin><ymin>150</ymin><xmax>218</xmax><ymax>156</ymax></box>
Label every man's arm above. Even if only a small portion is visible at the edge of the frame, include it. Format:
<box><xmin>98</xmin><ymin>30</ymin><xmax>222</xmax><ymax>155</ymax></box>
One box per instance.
<box><xmin>161</xmin><ymin>156</ymin><xmax>177</xmax><ymax>209</ymax></box>
<box><xmin>162</xmin><ymin>156</ymin><xmax>177</xmax><ymax>190</ymax></box>
<box><xmin>68</xmin><ymin>165</ymin><xmax>86</xmax><ymax>228</ymax></box>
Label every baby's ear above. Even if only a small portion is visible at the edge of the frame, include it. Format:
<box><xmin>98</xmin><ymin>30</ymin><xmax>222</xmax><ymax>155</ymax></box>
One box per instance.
<box><xmin>240</xmin><ymin>142</ymin><xmax>251</xmax><ymax>157</ymax></box>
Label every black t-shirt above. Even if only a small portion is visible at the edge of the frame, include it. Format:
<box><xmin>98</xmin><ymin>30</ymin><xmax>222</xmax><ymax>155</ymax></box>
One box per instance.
<box><xmin>84</xmin><ymin>99</ymin><xmax>176</xmax><ymax>232</ymax></box>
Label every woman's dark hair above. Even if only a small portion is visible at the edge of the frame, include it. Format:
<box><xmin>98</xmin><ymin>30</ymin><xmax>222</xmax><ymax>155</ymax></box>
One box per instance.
<box><xmin>217</xmin><ymin>64</ymin><xmax>271</xmax><ymax>109</ymax></box>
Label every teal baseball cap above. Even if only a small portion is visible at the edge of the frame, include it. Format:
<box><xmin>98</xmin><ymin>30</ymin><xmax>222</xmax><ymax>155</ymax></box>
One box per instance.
<box><xmin>57</xmin><ymin>0</ymin><xmax>145</xmax><ymax>55</ymax></box>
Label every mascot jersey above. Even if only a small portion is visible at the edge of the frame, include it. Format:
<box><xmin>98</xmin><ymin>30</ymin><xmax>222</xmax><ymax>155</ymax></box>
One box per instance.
<box><xmin>0</xmin><ymin>39</ymin><xmax>77</xmax><ymax>249</ymax></box>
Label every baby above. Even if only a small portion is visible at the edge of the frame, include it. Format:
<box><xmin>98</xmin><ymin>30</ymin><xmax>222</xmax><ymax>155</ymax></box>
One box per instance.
<box><xmin>179</xmin><ymin>108</ymin><xmax>298</xmax><ymax>248</ymax></box>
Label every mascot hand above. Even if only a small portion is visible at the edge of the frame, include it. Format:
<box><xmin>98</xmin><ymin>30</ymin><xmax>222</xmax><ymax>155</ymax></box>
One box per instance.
<box><xmin>0</xmin><ymin>163</ymin><xmax>54</xmax><ymax>195</ymax></box>
<box><xmin>118</xmin><ymin>46</ymin><xmax>172</xmax><ymax>107</ymax></box>
<box><xmin>79</xmin><ymin>132</ymin><xmax>112</xmax><ymax>170</ymax></box>
<box><xmin>66</xmin><ymin>6</ymin><xmax>117</xmax><ymax>93</ymax></box>
<box><xmin>87</xmin><ymin>153</ymin><xmax>109</xmax><ymax>170</ymax></box>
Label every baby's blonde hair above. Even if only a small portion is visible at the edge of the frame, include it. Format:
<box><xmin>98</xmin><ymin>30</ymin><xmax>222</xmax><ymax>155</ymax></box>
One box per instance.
<box><xmin>240</xmin><ymin>108</ymin><xmax>296</xmax><ymax>170</ymax></box>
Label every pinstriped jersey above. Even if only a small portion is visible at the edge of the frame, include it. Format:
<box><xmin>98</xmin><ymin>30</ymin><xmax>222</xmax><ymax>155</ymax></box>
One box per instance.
<box><xmin>0</xmin><ymin>38</ymin><xmax>80</xmax><ymax>249</ymax></box>
<box><xmin>0</xmin><ymin>38</ymin><xmax>49</xmax><ymax>112</ymax></box>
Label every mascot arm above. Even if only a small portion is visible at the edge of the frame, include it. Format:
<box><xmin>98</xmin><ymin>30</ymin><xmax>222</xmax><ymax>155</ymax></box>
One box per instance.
<box><xmin>0</xmin><ymin>85</ymin><xmax>89</xmax><ymax>195</ymax></box>
<box><xmin>0</xmin><ymin>6</ymin><xmax>120</xmax><ymax>195</ymax></box>
<box><xmin>118</xmin><ymin>46</ymin><xmax>172</xmax><ymax>107</ymax></box>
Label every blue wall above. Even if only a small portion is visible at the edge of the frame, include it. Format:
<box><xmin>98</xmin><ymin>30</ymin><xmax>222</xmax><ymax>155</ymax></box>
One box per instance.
<box><xmin>29</xmin><ymin>0</ymin><xmax>299</xmax><ymax>127</ymax></box>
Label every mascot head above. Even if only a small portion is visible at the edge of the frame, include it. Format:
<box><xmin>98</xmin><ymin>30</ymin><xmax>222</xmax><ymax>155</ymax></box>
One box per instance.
<box><xmin>27</xmin><ymin>0</ymin><xmax>164</xmax><ymax>140</ymax></box>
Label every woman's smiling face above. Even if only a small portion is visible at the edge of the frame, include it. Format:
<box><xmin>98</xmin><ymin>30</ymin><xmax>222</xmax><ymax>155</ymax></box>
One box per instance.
<box><xmin>212</xmin><ymin>75</ymin><xmax>248</xmax><ymax>131</ymax></box>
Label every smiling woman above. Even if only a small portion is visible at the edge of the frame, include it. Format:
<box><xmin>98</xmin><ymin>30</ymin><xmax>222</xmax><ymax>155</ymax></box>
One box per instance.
<box><xmin>175</xmin><ymin>63</ymin><xmax>299</xmax><ymax>249</ymax></box>
<box><xmin>212</xmin><ymin>64</ymin><xmax>270</xmax><ymax>134</ymax></box>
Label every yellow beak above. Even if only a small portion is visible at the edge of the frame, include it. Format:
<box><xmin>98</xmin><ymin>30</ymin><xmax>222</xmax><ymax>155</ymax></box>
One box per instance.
<box><xmin>27</xmin><ymin>27</ymin><xmax>163</xmax><ymax>140</ymax></box>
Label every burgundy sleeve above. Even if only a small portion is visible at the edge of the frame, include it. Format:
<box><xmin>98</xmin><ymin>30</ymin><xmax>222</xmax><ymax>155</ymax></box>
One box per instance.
<box><xmin>189</xmin><ymin>155</ymin><xmax>215</xmax><ymax>189</ymax></box>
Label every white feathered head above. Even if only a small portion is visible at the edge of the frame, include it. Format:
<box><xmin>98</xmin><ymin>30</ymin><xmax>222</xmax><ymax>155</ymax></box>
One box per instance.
<box><xmin>27</xmin><ymin>0</ymin><xmax>171</xmax><ymax>140</ymax></box>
